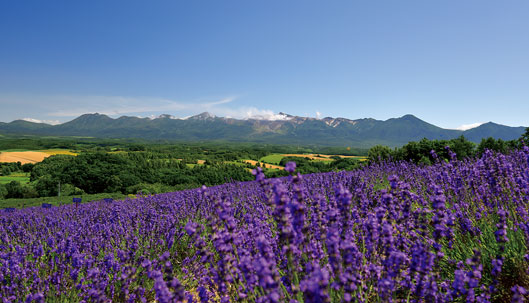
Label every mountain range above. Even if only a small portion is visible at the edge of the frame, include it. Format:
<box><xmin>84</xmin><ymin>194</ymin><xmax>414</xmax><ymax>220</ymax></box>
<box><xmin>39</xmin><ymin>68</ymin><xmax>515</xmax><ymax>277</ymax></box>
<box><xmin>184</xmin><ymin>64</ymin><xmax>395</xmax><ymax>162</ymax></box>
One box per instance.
<box><xmin>0</xmin><ymin>113</ymin><xmax>526</xmax><ymax>148</ymax></box>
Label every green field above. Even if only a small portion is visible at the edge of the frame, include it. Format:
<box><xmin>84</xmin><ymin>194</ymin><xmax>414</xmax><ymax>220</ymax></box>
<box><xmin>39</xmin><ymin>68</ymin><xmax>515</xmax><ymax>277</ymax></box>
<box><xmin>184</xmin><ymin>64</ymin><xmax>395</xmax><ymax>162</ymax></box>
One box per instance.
<box><xmin>223</xmin><ymin>161</ymin><xmax>247</xmax><ymax>167</ymax></box>
<box><xmin>259</xmin><ymin>154</ymin><xmax>284</xmax><ymax>164</ymax></box>
<box><xmin>0</xmin><ymin>173</ymin><xmax>30</xmax><ymax>185</ymax></box>
<box><xmin>310</xmin><ymin>157</ymin><xmax>334</xmax><ymax>162</ymax></box>
<box><xmin>0</xmin><ymin>192</ymin><xmax>128</xmax><ymax>209</ymax></box>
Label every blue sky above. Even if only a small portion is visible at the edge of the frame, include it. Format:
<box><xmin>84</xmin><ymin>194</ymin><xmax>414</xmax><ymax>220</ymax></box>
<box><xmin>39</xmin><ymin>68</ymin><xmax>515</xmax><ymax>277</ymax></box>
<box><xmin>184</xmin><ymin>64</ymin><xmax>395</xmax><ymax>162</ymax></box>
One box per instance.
<box><xmin>1</xmin><ymin>1</ymin><xmax>528</xmax><ymax>129</ymax></box>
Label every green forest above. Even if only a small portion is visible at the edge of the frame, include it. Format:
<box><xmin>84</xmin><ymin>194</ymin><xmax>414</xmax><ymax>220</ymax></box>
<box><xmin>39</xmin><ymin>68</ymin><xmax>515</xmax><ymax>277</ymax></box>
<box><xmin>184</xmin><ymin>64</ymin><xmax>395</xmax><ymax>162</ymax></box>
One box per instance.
<box><xmin>1</xmin><ymin>128</ymin><xmax>528</xmax><ymax>207</ymax></box>
<box><xmin>0</xmin><ymin>136</ymin><xmax>366</xmax><ymax>205</ymax></box>
<box><xmin>367</xmin><ymin>131</ymin><xmax>529</xmax><ymax>164</ymax></box>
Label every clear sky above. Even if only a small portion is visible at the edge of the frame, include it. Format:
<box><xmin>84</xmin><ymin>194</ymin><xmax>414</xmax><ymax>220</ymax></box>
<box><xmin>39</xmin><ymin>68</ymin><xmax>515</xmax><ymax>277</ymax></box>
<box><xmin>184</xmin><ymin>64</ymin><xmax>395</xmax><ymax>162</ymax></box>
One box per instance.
<box><xmin>1</xmin><ymin>0</ymin><xmax>528</xmax><ymax>129</ymax></box>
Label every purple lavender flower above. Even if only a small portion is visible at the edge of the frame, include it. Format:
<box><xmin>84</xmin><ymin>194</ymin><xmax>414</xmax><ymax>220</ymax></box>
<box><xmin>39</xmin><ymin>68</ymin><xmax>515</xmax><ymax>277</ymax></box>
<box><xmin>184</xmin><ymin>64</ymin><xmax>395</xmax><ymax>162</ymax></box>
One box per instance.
<box><xmin>285</xmin><ymin>161</ymin><xmax>296</xmax><ymax>173</ymax></box>
<box><xmin>511</xmin><ymin>285</ymin><xmax>527</xmax><ymax>303</ymax></box>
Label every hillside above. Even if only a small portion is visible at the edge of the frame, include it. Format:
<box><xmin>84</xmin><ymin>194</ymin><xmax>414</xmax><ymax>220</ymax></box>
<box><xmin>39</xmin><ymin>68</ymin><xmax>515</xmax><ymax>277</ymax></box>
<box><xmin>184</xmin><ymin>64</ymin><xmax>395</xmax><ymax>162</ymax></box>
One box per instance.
<box><xmin>0</xmin><ymin>113</ymin><xmax>525</xmax><ymax>147</ymax></box>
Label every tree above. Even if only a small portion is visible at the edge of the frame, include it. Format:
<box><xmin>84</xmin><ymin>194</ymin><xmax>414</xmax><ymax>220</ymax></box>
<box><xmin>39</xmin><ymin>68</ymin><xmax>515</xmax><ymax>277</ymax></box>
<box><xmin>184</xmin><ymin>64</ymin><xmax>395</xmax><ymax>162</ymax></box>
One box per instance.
<box><xmin>21</xmin><ymin>163</ymin><xmax>34</xmax><ymax>173</ymax></box>
<box><xmin>0</xmin><ymin>184</ymin><xmax>7</xmax><ymax>199</ymax></box>
<box><xmin>35</xmin><ymin>175</ymin><xmax>60</xmax><ymax>197</ymax></box>
<box><xmin>368</xmin><ymin>145</ymin><xmax>393</xmax><ymax>163</ymax></box>
<box><xmin>21</xmin><ymin>186</ymin><xmax>38</xmax><ymax>198</ymax></box>
<box><xmin>5</xmin><ymin>181</ymin><xmax>24</xmax><ymax>199</ymax></box>
<box><xmin>448</xmin><ymin>135</ymin><xmax>476</xmax><ymax>159</ymax></box>
<box><xmin>477</xmin><ymin>137</ymin><xmax>506</xmax><ymax>156</ymax></box>
<box><xmin>522</xmin><ymin>127</ymin><xmax>529</xmax><ymax>144</ymax></box>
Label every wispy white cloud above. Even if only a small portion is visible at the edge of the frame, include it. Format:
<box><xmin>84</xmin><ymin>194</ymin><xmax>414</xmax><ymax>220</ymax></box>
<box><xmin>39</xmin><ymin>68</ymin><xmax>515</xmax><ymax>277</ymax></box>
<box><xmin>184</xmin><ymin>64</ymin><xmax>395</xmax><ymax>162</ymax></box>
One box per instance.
<box><xmin>44</xmin><ymin>95</ymin><xmax>238</xmax><ymax>117</ymax></box>
<box><xmin>204</xmin><ymin>97</ymin><xmax>237</xmax><ymax>107</ymax></box>
<box><xmin>209</xmin><ymin>107</ymin><xmax>291</xmax><ymax>121</ymax></box>
<box><xmin>455</xmin><ymin>122</ymin><xmax>484</xmax><ymax>131</ymax></box>
<box><xmin>0</xmin><ymin>93</ymin><xmax>289</xmax><ymax>122</ymax></box>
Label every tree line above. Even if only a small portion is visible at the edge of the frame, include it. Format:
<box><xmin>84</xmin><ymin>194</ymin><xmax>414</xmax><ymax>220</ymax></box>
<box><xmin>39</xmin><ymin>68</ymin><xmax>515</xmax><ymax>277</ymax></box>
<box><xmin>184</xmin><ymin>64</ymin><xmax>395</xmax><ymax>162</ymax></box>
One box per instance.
<box><xmin>367</xmin><ymin>128</ymin><xmax>529</xmax><ymax>164</ymax></box>
<box><xmin>0</xmin><ymin>152</ymin><xmax>257</xmax><ymax>199</ymax></box>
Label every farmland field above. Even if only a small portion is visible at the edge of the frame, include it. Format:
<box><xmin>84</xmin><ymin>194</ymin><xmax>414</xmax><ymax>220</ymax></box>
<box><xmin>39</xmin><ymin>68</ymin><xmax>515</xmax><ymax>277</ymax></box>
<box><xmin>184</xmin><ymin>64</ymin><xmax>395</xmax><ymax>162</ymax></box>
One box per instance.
<box><xmin>260</xmin><ymin>153</ymin><xmax>367</xmax><ymax>165</ymax></box>
<box><xmin>0</xmin><ymin>172</ymin><xmax>30</xmax><ymax>185</ymax></box>
<box><xmin>40</xmin><ymin>149</ymin><xmax>78</xmax><ymax>156</ymax></box>
<box><xmin>0</xmin><ymin>151</ymin><xmax>50</xmax><ymax>164</ymax></box>
<box><xmin>243</xmin><ymin>159</ymin><xmax>284</xmax><ymax>170</ymax></box>
<box><xmin>1</xmin><ymin>148</ymin><xmax>528</xmax><ymax>302</ymax></box>
<box><xmin>259</xmin><ymin>153</ymin><xmax>284</xmax><ymax>164</ymax></box>
<box><xmin>0</xmin><ymin>149</ymin><xmax>77</xmax><ymax>164</ymax></box>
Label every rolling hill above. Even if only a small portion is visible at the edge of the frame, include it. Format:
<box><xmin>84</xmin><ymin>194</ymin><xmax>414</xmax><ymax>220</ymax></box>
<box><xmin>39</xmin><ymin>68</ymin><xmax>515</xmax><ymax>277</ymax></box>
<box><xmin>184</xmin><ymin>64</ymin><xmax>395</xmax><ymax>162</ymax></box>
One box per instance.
<box><xmin>0</xmin><ymin>113</ymin><xmax>525</xmax><ymax>147</ymax></box>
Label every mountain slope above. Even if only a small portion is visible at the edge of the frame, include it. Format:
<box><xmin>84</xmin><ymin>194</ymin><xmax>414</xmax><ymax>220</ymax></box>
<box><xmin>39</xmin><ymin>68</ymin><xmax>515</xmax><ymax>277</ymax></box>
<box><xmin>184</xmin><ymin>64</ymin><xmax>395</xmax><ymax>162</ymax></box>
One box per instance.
<box><xmin>462</xmin><ymin>122</ymin><xmax>526</xmax><ymax>142</ymax></box>
<box><xmin>0</xmin><ymin>113</ymin><xmax>525</xmax><ymax>147</ymax></box>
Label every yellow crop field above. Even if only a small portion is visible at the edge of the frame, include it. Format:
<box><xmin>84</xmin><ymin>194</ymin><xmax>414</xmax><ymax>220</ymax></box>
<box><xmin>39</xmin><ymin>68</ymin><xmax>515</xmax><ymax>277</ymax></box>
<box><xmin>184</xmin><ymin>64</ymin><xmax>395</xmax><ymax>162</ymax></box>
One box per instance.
<box><xmin>0</xmin><ymin>151</ymin><xmax>51</xmax><ymax>164</ymax></box>
<box><xmin>40</xmin><ymin>149</ymin><xmax>78</xmax><ymax>156</ymax></box>
<box><xmin>0</xmin><ymin>149</ymin><xmax>77</xmax><ymax>164</ymax></box>
<box><xmin>281</xmin><ymin>153</ymin><xmax>367</xmax><ymax>161</ymax></box>
<box><xmin>243</xmin><ymin>160</ymin><xmax>284</xmax><ymax>170</ymax></box>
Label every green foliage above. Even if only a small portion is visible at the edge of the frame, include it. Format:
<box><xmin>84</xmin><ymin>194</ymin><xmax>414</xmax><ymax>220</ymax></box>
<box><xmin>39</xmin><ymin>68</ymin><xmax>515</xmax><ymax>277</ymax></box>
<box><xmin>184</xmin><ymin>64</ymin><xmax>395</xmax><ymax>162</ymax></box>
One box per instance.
<box><xmin>0</xmin><ymin>192</ymin><xmax>126</xmax><ymax>209</ymax></box>
<box><xmin>477</xmin><ymin>137</ymin><xmax>508</xmax><ymax>156</ymax></box>
<box><xmin>1</xmin><ymin>137</ymin><xmax>368</xmax><ymax>203</ymax></box>
<box><xmin>521</xmin><ymin>127</ymin><xmax>529</xmax><ymax>143</ymax></box>
<box><xmin>21</xmin><ymin>163</ymin><xmax>34</xmax><ymax>172</ymax></box>
<box><xmin>367</xmin><ymin>145</ymin><xmax>394</xmax><ymax>163</ymax></box>
<box><xmin>3</xmin><ymin>181</ymin><xmax>36</xmax><ymax>199</ymax></box>
<box><xmin>328</xmin><ymin>157</ymin><xmax>363</xmax><ymax>170</ymax></box>
<box><xmin>373</xmin><ymin>136</ymin><xmax>478</xmax><ymax>164</ymax></box>
<box><xmin>5</xmin><ymin>181</ymin><xmax>23</xmax><ymax>198</ymax></box>
<box><xmin>0</xmin><ymin>173</ymin><xmax>30</xmax><ymax>185</ymax></box>
<box><xmin>0</xmin><ymin>184</ymin><xmax>7</xmax><ymax>199</ymax></box>
<box><xmin>260</xmin><ymin>154</ymin><xmax>284</xmax><ymax>165</ymax></box>
<box><xmin>30</xmin><ymin>151</ymin><xmax>254</xmax><ymax>196</ymax></box>
<box><xmin>449</xmin><ymin>135</ymin><xmax>476</xmax><ymax>158</ymax></box>
<box><xmin>125</xmin><ymin>183</ymin><xmax>174</xmax><ymax>195</ymax></box>
<box><xmin>278</xmin><ymin>156</ymin><xmax>363</xmax><ymax>175</ymax></box>
<box><xmin>0</xmin><ymin>162</ymin><xmax>23</xmax><ymax>176</ymax></box>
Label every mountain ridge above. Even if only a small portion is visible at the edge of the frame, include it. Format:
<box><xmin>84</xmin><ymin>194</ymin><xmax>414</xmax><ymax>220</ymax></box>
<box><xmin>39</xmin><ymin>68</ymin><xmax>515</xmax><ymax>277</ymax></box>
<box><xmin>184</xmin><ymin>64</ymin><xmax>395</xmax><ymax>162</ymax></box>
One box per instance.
<box><xmin>0</xmin><ymin>113</ymin><xmax>526</xmax><ymax>148</ymax></box>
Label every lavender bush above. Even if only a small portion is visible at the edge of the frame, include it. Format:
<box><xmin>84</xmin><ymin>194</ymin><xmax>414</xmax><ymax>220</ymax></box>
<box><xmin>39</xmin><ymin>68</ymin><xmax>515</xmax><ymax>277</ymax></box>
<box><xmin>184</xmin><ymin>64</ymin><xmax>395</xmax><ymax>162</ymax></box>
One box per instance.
<box><xmin>2</xmin><ymin>148</ymin><xmax>529</xmax><ymax>302</ymax></box>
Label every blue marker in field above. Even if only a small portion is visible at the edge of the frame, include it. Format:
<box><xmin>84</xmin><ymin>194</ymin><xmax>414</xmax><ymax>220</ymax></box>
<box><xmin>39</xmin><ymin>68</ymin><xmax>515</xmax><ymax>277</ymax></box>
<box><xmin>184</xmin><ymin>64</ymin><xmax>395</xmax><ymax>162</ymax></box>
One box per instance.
<box><xmin>104</xmin><ymin>198</ymin><xmax>113</xmax><ymax>203</ymax></box>
<box><xmin>73</xmin><ymin>198</ymin><xmax>82</xmax><ymax>203</ymax></box>
<box><xmin>42</xmin><ymin>203</ymin><xmax>52</xmax><ymax>208</ymax></box>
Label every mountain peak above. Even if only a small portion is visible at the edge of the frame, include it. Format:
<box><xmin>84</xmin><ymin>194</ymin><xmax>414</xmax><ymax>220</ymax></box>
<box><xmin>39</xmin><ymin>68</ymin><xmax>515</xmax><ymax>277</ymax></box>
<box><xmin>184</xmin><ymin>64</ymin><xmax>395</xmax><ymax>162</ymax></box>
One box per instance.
<box><xmin>399</xmin><ymin>114</ymin><xmax>420</xmax><ymax>120</ymax></box>
<box><xmin>188</xmin><ymin>112</ymin><xmax>216</xmax><ymax>120</ymax></box>
<box><xmin>61</xmin><ymin>113</ymin><xmax>114</xmax><ymax>128</ymax></box>
<box><xmin>157</xmin><ymin>114</ymin><xmax>177</xmax><ymax>119</ymax></box>
<box><xmin>82</xmin><ymin>113</ymin><xmax>108</xmax><ymax>117</ymax></box>
<box><xmin>1</xmin><ymin>112</ymin><xmax>525</xmax><ymax>147</ymax></box>
<box><xmin>72</xmin><ymin>113</ymin><xmax>113</xmax><ymax>121</ymax></box>
<box><xmin>278</xmin><ymin>112</ymin><xmax>294</xmax><ymax>118</ymax></box>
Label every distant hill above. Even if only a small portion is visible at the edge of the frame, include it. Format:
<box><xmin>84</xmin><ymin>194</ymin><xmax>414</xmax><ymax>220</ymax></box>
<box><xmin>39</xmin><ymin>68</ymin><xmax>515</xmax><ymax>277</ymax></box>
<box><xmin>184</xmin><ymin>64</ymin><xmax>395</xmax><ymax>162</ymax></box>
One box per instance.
<box><xmin>0</xmin><ymin>113</ymin><xmax>526</xmax><ymax>148</ymax></box>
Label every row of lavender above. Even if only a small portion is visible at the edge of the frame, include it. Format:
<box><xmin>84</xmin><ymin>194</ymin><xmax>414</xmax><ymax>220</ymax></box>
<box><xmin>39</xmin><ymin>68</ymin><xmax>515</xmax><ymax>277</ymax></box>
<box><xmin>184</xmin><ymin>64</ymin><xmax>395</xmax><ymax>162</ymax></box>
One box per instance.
<box><xmin>1</xmin><ymin>148</ymin><xmax>529</xmax><ymax>302</ymax></box>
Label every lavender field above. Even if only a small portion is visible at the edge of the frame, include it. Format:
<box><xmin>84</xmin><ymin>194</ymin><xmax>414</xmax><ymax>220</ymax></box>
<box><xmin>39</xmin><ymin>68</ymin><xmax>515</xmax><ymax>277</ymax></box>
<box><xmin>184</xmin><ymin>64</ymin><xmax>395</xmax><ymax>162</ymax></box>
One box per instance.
<box><xmin>1</xmin><ymin>148</ymin><xmax>529</xmax><ymax>302</ymax></box>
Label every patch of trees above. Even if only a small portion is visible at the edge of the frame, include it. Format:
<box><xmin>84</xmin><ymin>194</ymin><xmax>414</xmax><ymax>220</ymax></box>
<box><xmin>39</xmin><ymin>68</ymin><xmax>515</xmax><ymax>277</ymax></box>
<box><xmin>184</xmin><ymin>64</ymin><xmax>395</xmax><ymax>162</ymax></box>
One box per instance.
<box><xmin>0</xmin><ymin>137</ymin><xmax>369</xmax><ymax>200</ymax></box>
<box><xmin>0</xmin><ymin>162</ymin><xmax>33</xmax><ymax>176</ymax></box>
<box><xmin>264</xmin><ymin>156</ymin><xmax>364</xmax><ymax>177</ymax></box>
<box><xmin>0</xmin><ymin>181</ymin><xmax>38</xmax><ymax>199</ymax></box>
<box><xmin>368</xmin><ymin>133</ymin><xmax>526</xmax><ymax>164</ymax></box>
<box><xmin>23</xmin><ymin>151</ymin><xmax>256</xmax><ymax>197</ymax></box>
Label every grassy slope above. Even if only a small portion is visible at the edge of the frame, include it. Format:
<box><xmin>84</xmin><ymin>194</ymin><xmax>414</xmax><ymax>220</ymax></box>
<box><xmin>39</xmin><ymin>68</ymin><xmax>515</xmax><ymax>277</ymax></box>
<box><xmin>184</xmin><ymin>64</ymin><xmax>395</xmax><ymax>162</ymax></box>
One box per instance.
<box><xmin>0</xmin><ymin>192</ymin><xmax>129</xmax><ymax>209</ymax></box>
<box><xmin>259</xmin><ymin>154</ymin><xmax>284</xmax><ymax>164</ymax></box>
<box><xmin>0</xmin><ymin>173</ymin><xmax>30</xmax><ymax>185</ymax></box>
